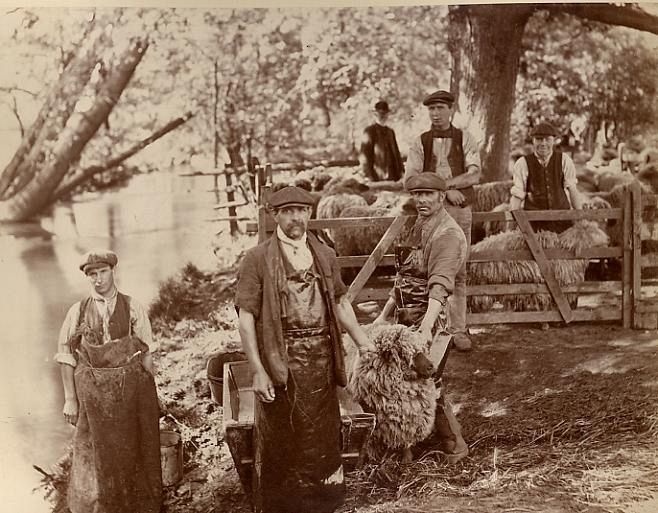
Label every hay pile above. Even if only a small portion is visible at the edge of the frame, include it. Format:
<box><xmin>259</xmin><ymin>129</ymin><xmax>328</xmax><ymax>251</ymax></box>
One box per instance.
<box><xmin>467</xmin><ymin>220</ymin><xmax>609</xmax><ymax>313</ymax></box>
<box><xmin>347</xmin><ymin>324</ymin><xmax>438</xmax><ymax>461</ymax></box>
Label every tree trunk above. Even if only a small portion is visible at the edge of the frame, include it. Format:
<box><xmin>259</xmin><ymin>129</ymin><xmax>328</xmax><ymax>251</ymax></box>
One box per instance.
<box><xmin>448</xmin><ymin>4</ymin><xmax>533</xmax><ymax>183</ymax></box>
<box><xmin>0</xmin><ymin>37</ymin><xmax>148</xmax><ymax>221</ymax></box>
<box><xmin>0</xmin><ymin>20</ymin><xmax>107</xmax><ymax>199</ymax></box>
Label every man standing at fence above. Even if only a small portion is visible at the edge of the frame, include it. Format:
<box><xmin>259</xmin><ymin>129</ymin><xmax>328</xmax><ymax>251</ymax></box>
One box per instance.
<box><xmin>360</xmin><ymin>100</ymin><xmax>405</xmax><ymax>182</ymax></box>
<box><xmin>235</xmin><ymin>185</ymin><xmax>375</xmax><ymax>513</ymax></box>
<box><xmin>55</xmin><ymin>249</ymin><xmax>162</xmax><ymax>513</ymax></box>
<box><xmin>510</xmin><ymin>122</ymin><xmax>583</xmax><ymax>233</ymax></box>
<box><xmin>404</xmin><ymin>90</ymin><xmax>481</xmax><ymax>351</ymax></box>
<box><xmin>373</xmin><ymin>173</ymin><xmax>469</xmax><ymax>463</ymax></box>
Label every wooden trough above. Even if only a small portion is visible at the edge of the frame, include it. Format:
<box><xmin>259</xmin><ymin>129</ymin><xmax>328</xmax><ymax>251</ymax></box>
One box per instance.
<box><xmin>221</xmin><ymin>360</ymin><xmax>376</xmax><ymax>494</ymax></box>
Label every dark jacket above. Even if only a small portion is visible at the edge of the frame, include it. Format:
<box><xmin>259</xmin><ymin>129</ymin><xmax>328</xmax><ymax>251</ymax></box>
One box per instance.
<box><xmin>235</xmin><ymin>232</ymin><xmax>348</xmax><ymax>386</ymax></box>
<box><xmin>361</xmin><ymin>123</ymin><xmax>404</xmax><ymax>181</ymax></box>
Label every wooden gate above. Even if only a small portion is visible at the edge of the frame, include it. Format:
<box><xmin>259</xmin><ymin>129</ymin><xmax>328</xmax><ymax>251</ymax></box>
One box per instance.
<box><xmin>253</xmin><ymin>173</ymin><xmax>654</xmax><ymax>329</ymax></box>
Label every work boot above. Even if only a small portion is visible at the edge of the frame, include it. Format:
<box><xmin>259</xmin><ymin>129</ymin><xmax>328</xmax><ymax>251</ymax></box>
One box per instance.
<box><xmin>452</xmin><ymin>332</ymin><xmax>472</xmax><ymax>352</ymax></box>
<box><xmin>434</xmin><ymin>396</ymin><xmax>469</xmax><ymax>464</ymax></box>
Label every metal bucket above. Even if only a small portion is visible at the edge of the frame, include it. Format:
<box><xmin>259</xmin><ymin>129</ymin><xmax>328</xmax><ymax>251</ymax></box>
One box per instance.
<box><xmin>207</xmin><ymin>351</ymin><xmax>246</xmax><ymax>405</ymax></box>
<box><xmin>160</xmin><ymin>430</ymin><xmax>183</xmax><ymax>487</ymax></box>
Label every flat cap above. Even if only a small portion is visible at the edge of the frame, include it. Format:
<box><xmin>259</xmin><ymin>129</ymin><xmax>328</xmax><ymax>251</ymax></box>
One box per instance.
<box><xmin>405</xmin><ymin>173</ymin><xmax>447</xmax><ymax>192</ymax></box>
<box><xmin>79</xmin><ymin>249</ymin><xmax>118</xmax><ymax>272</ymax></box>
<box><xmin>268</xmin><ymin>185</ymin><xmax>315</xmax><ymax>209</ymax></box>
<box><xmin>374</xmin><ymin>100</ymin><xmax>390</xmax><ymax>113</ymax></box>
<box><xmin>530</xmin><ymin>122</ymin><xmax>558</xmax><ymax>137</ymax></box>
<box><xmin>423</xmin><ymin>90</ymin><xmax>454</xmax><ymax>106</ymax></box>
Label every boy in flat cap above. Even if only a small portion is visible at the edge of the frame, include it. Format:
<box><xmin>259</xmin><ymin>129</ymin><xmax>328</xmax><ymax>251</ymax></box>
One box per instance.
<box><xmin>54</xmin><ymin>249</ymin><xmax>162</xmax><ymax>513</ymax></box>
<box><xmin>374</xmin><ymin>173</ymin><xmax>469</xmax><ymax>463</ymax></box>
<box><xmin>510</xmin><ymin>122</ymin><xmax>583</xmax><ymax>233</ymax></box>
<box><xmin>360</xmin><ymin>100</ymin><xmax>405</xmax><ymax>182</ymax></box>
<box><xmin>235</xmin><ymin>186</ymin><xmax>375</xmax><ymax>513</ymax></box>
<box><xmin>404</xmin><ymin>90</ymin><xmax>482</xmax><ymax>351</ymax></box>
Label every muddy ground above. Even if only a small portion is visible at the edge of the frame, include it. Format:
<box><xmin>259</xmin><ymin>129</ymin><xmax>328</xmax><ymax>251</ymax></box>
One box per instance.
<box><xmin>153</xmin><ymin>318</ymin><xmax>658</xmax><ymax>513</ymax></box>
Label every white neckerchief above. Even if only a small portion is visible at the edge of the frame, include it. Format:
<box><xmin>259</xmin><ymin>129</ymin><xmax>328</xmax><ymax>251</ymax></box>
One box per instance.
<box><xmin>277</xmin><ymin>226</ymin><xmax>313</xmax><ymax>271</ymax></box>
<box><xmin>91</xmin><ymin>286</ymin><xmax>118</xmax><ymax>344</ymax></box>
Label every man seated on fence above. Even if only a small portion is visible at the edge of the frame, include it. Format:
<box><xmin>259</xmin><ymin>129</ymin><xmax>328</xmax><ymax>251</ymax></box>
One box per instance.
<box><xmin>373</xmin><ymin>172</ymin><xmax>469</xmax><ymax>464</ymax></box>
<box><xmin>510</xmin><ymin>122</ymin><xmax>583</xmax><ymax>233</ymax></box>
<box><xmin>235</xmin><ymin>185</ymin><xmax>375</xmax><ymax>513</ymax></box>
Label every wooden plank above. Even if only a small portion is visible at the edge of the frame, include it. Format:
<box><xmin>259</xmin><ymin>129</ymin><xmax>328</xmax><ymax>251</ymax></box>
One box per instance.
<box><xmin>632</xmin><ymin>181</ymin><xmax>643</xmax><ymax>328</ymax></box>
<box><xmin>470</xmin><ymin>247</ymin><xmax>622</xmax><ymax>262</ymax></box>
<box><xmin>213</xmin><ymin>200</ymin><xmax>248</xmax><ymax>209</ymax></box>
<box><xmin>345</xmin><ymin>215</ymin><xmax>414</xmax><ymax>303</ymax></box>
<box><xmin>511</xmin><ymin>210</ymin><xmax>573</xmax><ymax>323</ymax></box>
<box><xmin>206</xmin><ymin>216</ymin><xmax>252</xmax><ymax>222</ymax></box>
<box><xmin>466</xmin><ymin>281</ymin><xmax>622</xmax><ymax>296</ymax></box>
<box><xmin>622</xmin><ymin>186</ymin><xmax>632</xmax><ymax>328</ymax></box>
<box><xmin>636</xmin><ymin>301</ymin><xmax>658</xmax><ymax>314</ymax></box>
<box><xmin>468</xmin><ymin>307</ymin><xmax>621</xmax><ymax>324</ymax></box>
<box><xmin>472</xmin><ymin>208</ymin><xmax>622</xmax><ymax>224</ymax></box>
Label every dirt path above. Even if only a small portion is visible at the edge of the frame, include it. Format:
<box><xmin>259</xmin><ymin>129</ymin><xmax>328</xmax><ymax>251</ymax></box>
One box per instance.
<box><xmin>155</xmin><ymin>323</ymin><xmax>657</xmax><ymax>513</ymax></box>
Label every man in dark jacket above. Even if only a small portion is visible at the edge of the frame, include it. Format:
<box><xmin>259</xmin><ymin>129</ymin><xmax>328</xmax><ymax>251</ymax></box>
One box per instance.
<box><xmin>235</xmin><ymin>186</ymin><xmax>374</xmax><ymax>513</ymax></box>
<box><xmin>360</xmin><ymin>100</ymin><xmax>405</xmax><ymax>181</ymax></box>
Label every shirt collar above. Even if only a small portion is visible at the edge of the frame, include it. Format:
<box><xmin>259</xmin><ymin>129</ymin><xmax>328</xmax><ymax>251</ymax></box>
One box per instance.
<box><xmin>534</xmin><ymin>151</ymin><xmax>553</xmax><ymax>166</ymax></box>
<box><xmin>91</xmin><ymin>286</ymin><xmax>118</xmax><ymax>302</ymax></box>
<box><xmin>277</xmin><ymin>225</ymin><xmax>308</xmax><ymax>249</ymax></box>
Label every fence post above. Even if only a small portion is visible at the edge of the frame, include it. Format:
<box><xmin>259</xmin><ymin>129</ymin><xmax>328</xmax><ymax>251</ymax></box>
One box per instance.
<box><xmin>622</xmin><ymin>186</ymin><xmax>632</xmax><ymax>328</ymax></box>
<box><xmin>631</xmin><ymin>181</ymin><xmax>642</xmax><ymax>328</ymax></box>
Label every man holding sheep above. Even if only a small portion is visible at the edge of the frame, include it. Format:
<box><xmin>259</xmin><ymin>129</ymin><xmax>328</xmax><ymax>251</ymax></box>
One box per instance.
<box><xmin>374</xmin><ymin>172</ymin><xmax>469</xmax><ymax>464</ymax></box>
<box><xmin>404</xmin><ymin>90</ymin><xmax>481</xmax><ymax>351</ymax></box>
<box><xmin>510</xmin><ymin>122</ymin><xmax>583</xmax><ymax>233</ymax></box>
<box><xmin>235</xmin><ymin>185</ymin><xmax>375</xmax><ymax>513</ymax></box>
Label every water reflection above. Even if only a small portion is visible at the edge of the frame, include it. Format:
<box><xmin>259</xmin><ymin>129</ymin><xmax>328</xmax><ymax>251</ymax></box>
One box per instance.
<box><xmin>0</xmin><ymin>171</ymin><xmax>244</xmax><ymax>510</ymax></box>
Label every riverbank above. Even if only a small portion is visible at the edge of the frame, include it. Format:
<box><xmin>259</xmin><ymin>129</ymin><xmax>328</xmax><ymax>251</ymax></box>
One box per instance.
<box><xmin>37</xmin><ymin>264</ymin><xmax>658</xmax><ymax>513</ymax></box>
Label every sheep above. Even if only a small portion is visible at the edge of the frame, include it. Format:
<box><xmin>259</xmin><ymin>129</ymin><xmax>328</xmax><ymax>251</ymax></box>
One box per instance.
<box><xmin>332</xmin><ymin>194</ymin><xmax>414</xmax><ymax>258</ymax></box>
<box><xmin>346</xmin><ymin>323</ymin><xmax>437</xmax><ymax>462</ymax></box>
<box><xmin>467</xmin><ymin>220</ymin><xmax>609</xmax><ymax>313</ymax></box>
<box><xmin>471</xmin><ymin>180</ymin><xmax>513</xmax><ymax>213</ymax></box>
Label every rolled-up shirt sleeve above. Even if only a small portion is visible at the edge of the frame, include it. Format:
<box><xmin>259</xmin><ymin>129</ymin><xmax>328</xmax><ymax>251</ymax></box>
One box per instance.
<box><xmin>403</xmin><ymin>137</ymin><xmax>424</xmax><ymax>181</ymax></box>
<box><xmin>235</xmin><ymin>250</ymin><xmax>263</xmax><ymax>316</ymax></box>
<box><xmin>562</xmin><ymin>153</ymin><xmax>578</xmax><ymax>189</ymax></box>
<box><xmin>54</xmin><ymin>303</ymin><xmax>80</xmax><ymax>367</ymax></box>
<box><xmin>510</xmin><ymin>156</ymin><xmax>529</xmax><ymax>200</ymax></box>
<box><xmin>426</xmin><ymin>230</ymin><xmax>467</xmax><ymax>301</ymax></box>
<box><xmin>463</xmin><ymin>131</ymin><xmax>481</xmax><ymax>172</ymax></box>
<box><xmin>130</xmin><ymin>299</ymin><xmax>156</xmax><ymax>353</ymax></box>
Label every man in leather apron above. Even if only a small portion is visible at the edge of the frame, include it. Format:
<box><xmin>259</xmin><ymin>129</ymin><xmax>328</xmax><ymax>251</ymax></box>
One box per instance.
<box><xmin>54</xmin><ymin>249</ymin><xmax>162</xmax><ymax>513</ymax></box>
<box><xmin>235</xmin><ymin>186</ymin><xmax>375</xmax><ymax>513</ymax></box>
<box><xmin>374</xmin><ymin>173</ymin><xmax>469</xmax><ymax>463</ymax></box>
<box><xmin>510</xmin><ymin>122</ymin><xmax>583</xmax><ymax>233</ymax></box>
<box><xmin>404</xmin><ymin>90</ymin><xmax>482</xmax><ymax>352</ymax></box>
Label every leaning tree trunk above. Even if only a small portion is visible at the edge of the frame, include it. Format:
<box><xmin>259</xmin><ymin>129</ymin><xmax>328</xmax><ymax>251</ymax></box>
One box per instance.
<box><xmin>0</xmin><ymin>19</ymin><xmax>108</xmax><ymax>200</ymax></box>
<box><xmin>0</xmin><ymin>36</ymin><xmax>148</xmax><ymax>221</ymax></box>
<box><xmin>448</xmin><ymin>4</ymin><xmax>534</xmax><ymax>183</ymax></box>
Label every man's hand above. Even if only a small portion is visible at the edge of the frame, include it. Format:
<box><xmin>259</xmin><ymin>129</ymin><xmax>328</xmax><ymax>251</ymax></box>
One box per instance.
<box><xmin>253</xmin><ymin>369</ymin><xmax>275</xmax><ymax>403</ymax></box>
<box><xmin>63</xmin><ymin>398</ymin><xmax>79</xmax><ymax>426</ymax></box>
<box><xmin>446</xmin><ymin>189</ymin><xmax>466</xmax><ymax>206</ymax></box>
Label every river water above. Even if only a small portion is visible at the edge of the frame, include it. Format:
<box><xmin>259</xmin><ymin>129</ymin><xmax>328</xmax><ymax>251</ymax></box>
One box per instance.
<box><xmin>0</xmin><ymin>171</ymin><xmax>252</xmax><ymax>511</ymax></box>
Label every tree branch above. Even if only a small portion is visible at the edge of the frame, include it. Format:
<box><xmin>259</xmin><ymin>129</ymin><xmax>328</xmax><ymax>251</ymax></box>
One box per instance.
<box><xmin>50</xmin><ymin>112</ymin><xmax>194</xmax><ymax>202</ymax></box>
<box><xmin>8</xmin><ymin>95</ymin><xmax>25</xmax><ymax>137</ymax></box>
<box><xmin>547</xmin><ymin>3</ymin><xmax>658</xmax><ymax>35</ymax></box>
<box><xmin>0</xmin><ymin>86</ymin><xmax>38</xmax><ymax>97</ymax></box>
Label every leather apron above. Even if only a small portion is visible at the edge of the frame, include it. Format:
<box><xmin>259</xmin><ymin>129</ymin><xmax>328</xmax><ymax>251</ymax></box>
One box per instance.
<box><xmin>393</xmin><ymin>228</ymin><xmax>448</xmax><ymax>335</ymax></box>
<box><xmin>252</xmin><ymin>256</ymin><xmax>345</xmax><ymax>513</ymax></box>
<box><xmin>68</xmin><ymin>294</ymin><xmax>161</xmax><ymax>513</ymax></box>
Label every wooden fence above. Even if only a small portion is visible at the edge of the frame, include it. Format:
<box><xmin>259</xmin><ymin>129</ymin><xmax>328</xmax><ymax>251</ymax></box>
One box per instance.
<box><xmin>254</xmin><ymin>176</ymin><xmax>657</xmax><ymax>330</ymax></box>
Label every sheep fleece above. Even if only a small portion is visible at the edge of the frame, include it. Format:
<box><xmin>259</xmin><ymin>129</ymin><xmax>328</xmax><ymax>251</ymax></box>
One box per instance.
<box><xmin>347</xmin><ymin>324</ymin><xmax>437</xmax><ymax>454</ymax></box>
